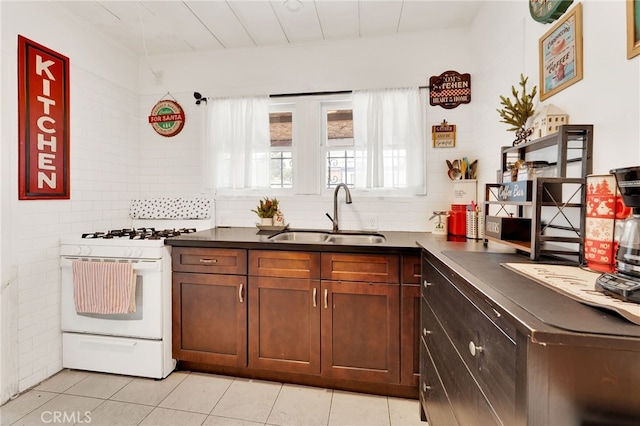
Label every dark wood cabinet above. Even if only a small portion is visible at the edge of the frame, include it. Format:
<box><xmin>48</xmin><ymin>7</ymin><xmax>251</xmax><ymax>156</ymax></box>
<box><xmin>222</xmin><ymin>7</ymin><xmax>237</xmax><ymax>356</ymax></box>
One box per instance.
<box><xmin>400</xmin><ymin>255</ymin><xmax>421</xmax><ymax>387</ymax></box>
<box><xmin>321</xmin><ymin>279</ymin><xmax>399</xmax><ymax>383</ymax></box>
<box><xmin>419</xmin><ymin>246</ymin><xmax>640</xmax><ymax>426</ymax></box>
<box><xmin>320</xmin><ymin>253</ymin><xmax>400</xmax><ymax>383</ymax></box>
<box><xmin>401</xmin><ymin>284</ymin><xmax>420</xmax><ymax>387</ymax></box>
<box><xmin>420</xmin><ymin>253</ymin><xmax>512</xmax><ymax>425</ymax></box>
<box><xmin>485</xmin><ymin>124</ymin><xmax>593</xmax><ymax>263</ymax></box>
<box><xmin>171</xmin><ymin>245</ymin><xmax>420</xmax><ymax>398</ymax></box>
<box><xmin>248</xmin><ymin>250</ymin><xmax>321</xmax><ymax>375</ymax></box>
<box><xmin>172</xmin><ymin>247</ymin><xmax>247</xmax><ymax>367</ymax></box>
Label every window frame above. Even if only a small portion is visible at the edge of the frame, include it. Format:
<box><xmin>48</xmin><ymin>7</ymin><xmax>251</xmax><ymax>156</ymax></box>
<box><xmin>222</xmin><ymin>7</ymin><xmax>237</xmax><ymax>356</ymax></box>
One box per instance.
<box><xmin>215</xmin><ymin>92</ymin><xmax>425</xmax><ymax>197</ymax></box>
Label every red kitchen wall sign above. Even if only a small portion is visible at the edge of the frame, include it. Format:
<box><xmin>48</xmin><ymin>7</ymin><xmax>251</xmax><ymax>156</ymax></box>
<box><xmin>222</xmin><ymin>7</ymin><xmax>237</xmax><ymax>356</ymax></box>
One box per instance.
<box><xmin>18</xmin><ymin>35</ymin><xmax>70</xmax><ymax>200</ymax></box>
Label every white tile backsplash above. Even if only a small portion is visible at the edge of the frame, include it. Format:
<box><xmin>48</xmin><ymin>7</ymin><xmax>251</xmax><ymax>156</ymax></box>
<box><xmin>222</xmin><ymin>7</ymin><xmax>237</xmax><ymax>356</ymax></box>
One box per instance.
<box><xmin>215</xmin><ymin>194</ymin><xmax>436</xmax><ymax>232</ymax></box>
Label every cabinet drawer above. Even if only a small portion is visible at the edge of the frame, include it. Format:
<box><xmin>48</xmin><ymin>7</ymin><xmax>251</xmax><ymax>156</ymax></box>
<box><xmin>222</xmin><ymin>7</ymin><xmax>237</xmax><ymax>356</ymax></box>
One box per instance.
<box><xmin>419</xmin><ymin>338</ymin><xmax>457</xmax><ymax>426</ymax></box>
<box><xmin>422</xmin><ymin>256</ymin><xmax>516</xmax><ymax>340</ymax></box>
<box><xmin>249</xmin><ymin>250</ymin><xmax>320</xmax><ymax>279</ymax></box>
<box><xmin>321</xmin><ymin>253</ymin><xmax>399</xmax><ymax>283</ymax></box>
<box><xmin>423</xmin><ymin>260</ymin><xmax>516</xmax><ymax>424</ymax></box>
<box><xmin>401</xmin><ymin>254</ymin><xmax>421</xmax><ymax>285</ymax></box>
<box><xmin>172</xmin><ymin>247</ymin><xmax>246</xmax><ymax>274</ymax></box>
<box><xmin>421</xmin><ymin>297</ymin><xmax>500</xmax><ymax>426</ymax></box>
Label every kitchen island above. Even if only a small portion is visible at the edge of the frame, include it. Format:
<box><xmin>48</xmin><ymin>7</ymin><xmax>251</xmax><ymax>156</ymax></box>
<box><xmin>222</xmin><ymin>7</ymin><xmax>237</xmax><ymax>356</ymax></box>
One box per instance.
<box><xmin>166</xmin><ymin>228</ymin><xmax>640</xmax><ymax>424</ymax></box>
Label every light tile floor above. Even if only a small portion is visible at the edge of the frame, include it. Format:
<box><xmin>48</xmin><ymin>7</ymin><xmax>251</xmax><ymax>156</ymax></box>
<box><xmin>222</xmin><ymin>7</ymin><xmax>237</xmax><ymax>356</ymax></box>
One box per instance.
<box><xmin>0</xmin><ymin>369</ymin><xmax>426</xmax><ymax>426</ymax></box>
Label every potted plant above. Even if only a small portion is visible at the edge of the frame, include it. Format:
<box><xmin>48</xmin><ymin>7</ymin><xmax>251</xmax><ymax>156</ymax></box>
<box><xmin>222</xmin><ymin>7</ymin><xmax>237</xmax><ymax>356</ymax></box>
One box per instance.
<box><xmin>252</xmin><ymin>197</ymin><xmax>279</xmax><ymax>225</ymax></box>
<box><xmin>497</xmin><ymin>74</ymin><xmax>537</xmax><ymax>146</ymax></box>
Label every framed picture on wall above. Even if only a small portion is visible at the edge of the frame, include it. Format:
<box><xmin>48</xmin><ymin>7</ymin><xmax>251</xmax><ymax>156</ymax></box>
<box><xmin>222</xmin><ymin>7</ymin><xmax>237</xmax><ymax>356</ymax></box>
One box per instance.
<box><xmin>628</xmin><ymin>0</ymin><xmax>640</xmax><ymax>59</ymax></box>
<box><xmin>539</xmin><ymin>3</ymin><xmax>583</xmax><ymax>101</ymax></box>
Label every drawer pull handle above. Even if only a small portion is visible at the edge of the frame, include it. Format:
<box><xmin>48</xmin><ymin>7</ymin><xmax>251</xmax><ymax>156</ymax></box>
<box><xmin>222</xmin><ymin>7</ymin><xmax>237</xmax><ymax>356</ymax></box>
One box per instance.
<box><xmin>199</xmin><ymin>258</ymin><xmax>217</xmax><ymax>264</ymax></box>
<box><xmin>422</xmin><ymin>328</ymin><xmax>432</xmax><ymax>336</ymax></box>
<box><xmin>492</xmin><ymin>308</ymin><xmax>501</xmax><ymax>318</ymax></box>
<box><xmin>313</xmin><ymin>288</ymin><xmax>317</xmax><ymax>308</ymax></box>
<box><xmin>239</xmin><ymin>284</ymin><xmax>244</xmax><ymax>303</ymax></box>
<box><xmin>422</xmin><ymin>383</ymin><xmax>432</xmax><ymax>392</ymax></box>
<box><xmin>423</xmin><ymin>280</ymin><xmax>433</xmax><ymax>288</ymax></box>
<box><xmin>468</xmin><ymin>341</ymin><xmax>483</xmax><ymax>357</ymax></box>
<box><xmin>324</xmin><ymin>289</ymin><xmax>328</xmax><ymax>309</ymax></box>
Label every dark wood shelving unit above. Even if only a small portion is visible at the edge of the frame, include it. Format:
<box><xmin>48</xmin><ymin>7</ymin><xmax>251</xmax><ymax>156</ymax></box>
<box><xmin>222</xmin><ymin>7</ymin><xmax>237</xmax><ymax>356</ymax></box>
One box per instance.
<box><xmin>485</xmin><ymin>125</ymin><xmax>593</xmax><ymax>263</ymax></box>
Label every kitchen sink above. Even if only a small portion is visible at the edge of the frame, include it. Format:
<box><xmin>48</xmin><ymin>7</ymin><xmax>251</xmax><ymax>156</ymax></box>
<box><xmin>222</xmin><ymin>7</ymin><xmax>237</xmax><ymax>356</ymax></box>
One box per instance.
<box><xmin>269</xmin><ymin>230</ymin><xmax>386</xmax><ymax>244</ymax></box>
<box><xmin>325</xmin><ymin>234</ymin><xmax>386</xmax><ymax>244</ymax></box>
<box><xmin>268</xmin><ymin>230</ymin><xmax>331</xmax><ymax>242</ymax></box>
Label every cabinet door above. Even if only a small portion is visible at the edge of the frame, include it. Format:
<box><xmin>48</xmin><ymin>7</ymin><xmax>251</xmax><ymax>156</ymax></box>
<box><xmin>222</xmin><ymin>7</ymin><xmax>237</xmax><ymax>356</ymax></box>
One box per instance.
<box><xmin>172</xmin><ymin>272</ymin><xmax>247</xmax><ymax>366</ymax></box>
<box><xmin>321</xmin><ymin>280</ymin><xmax>400</xmax><ymax>383</ymax></box>
<box><xmin>400</xmin><ymin>284</ymin><xmax>420</xmax><ymax>387</ymax></box>
<box><xmin>248</xmin><ymin>276</ymin><xmax>320</xmax><ymax>375</ymax></box>
<box><xmin>400</xmin><ymin>254</ymin><xmax>421</xmax><ymax>387</ymax></box>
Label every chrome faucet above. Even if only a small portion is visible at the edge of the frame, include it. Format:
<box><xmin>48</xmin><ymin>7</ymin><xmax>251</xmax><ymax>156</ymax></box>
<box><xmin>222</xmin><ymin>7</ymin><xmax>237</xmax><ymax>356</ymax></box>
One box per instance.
<box><xmin>329</xmin><ymin>183</ymin><xmax>352</xmax><ymax>232</ymax></box>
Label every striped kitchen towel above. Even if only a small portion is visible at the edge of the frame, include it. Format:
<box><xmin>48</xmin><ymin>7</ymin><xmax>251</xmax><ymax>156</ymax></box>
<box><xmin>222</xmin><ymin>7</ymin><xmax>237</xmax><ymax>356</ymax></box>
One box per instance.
<box><xmin>72</xmin><ymin>260</ymin><xmax>137</xmax><ymax>314</ymax></box>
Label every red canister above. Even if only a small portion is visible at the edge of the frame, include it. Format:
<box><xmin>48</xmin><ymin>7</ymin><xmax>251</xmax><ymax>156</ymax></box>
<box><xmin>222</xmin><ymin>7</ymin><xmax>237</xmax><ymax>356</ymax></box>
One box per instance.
<box><xmin>448</xmin><ymin>204</ymin><xmax>467</xmax><ymax>237</ymax></box>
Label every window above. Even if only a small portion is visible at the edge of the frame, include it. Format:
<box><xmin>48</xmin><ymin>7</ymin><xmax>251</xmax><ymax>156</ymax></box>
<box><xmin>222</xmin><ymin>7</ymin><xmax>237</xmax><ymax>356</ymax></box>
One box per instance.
<box><xmin>324</xmin><ymin>105</ymin><xmax>355</xmax><ymax>189</ymax></box>
<box><xmin>269</xmin><ymin>111</ymin><xmax>293</xmax><ymax>188</ymax></box>
<box><xmin>206</xmin><ymin>90</ymin><xmax>424</xmax><ymax>195</ymax></box>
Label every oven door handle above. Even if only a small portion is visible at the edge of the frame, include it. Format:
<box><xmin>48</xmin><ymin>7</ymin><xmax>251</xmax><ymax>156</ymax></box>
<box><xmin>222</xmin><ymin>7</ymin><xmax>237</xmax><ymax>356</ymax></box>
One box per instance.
<box><xmin>61</xmin><ymin>257</ymin><xmax>161</xmax><ymax>271</ymax></box>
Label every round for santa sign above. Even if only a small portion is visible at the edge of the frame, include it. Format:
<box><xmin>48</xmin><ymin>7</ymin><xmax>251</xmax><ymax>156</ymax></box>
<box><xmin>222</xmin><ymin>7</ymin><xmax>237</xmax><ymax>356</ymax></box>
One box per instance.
<box><xmin>148</xmin><ymin>99</ymin><xmax>185</xmax><ymax>137</ymax></box>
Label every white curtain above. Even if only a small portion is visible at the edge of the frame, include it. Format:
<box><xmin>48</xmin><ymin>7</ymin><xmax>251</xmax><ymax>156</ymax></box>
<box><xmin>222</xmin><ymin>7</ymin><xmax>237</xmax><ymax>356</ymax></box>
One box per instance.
<box><xmin>204</xmin><ymin>96</ymin><xmax>270</xmax><ymax>190</ymax></box>
<box><xmin>352</xmin><ymin>88</ymin><xmax>424</xmax><ymax>194</ymax></box>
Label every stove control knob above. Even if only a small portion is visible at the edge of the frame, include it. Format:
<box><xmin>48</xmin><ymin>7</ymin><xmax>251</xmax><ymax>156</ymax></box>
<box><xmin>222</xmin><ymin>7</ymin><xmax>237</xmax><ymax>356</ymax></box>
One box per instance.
<box><xmin>122</xmin><ymin>248</ymin><xmax>142</xmax><ymax>258</ymax></box>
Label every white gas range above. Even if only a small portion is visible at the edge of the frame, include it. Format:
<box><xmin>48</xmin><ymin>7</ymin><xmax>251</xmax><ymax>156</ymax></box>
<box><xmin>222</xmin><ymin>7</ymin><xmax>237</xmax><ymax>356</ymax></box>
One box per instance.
<box><xmin>60</xmin><ymin>199</ymin><xmax>213</xmax><ymax>379</ymax></box>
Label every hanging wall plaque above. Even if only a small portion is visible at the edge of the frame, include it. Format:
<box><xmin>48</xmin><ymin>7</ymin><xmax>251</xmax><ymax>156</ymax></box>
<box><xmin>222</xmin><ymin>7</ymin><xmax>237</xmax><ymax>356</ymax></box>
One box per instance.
<box><xmin>148</xmin><ymin>97</ymin><xmax>185</xmax><ymax>137</ymax></box>
<box><xmin>18</xmin><ymin>35</ymin><xmax>70</xmax><ymax>200</ymax></box>
<box><xmin>432</xmin><ymin>120</ymin><xmax>456</xmax><ymax>148</ymax></box>
<box><xmin>429</xmin><ymin>71</ymin><xmax>471</xmax><ymax>109</ymax></box>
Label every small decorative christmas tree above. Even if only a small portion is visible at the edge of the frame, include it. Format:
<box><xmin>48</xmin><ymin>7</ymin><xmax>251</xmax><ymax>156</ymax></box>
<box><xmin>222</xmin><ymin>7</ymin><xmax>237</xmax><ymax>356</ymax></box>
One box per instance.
<box><xmin>497</xmin><ymin>74</ymin><xmax>537</xmax><ymax>144</ymax></box>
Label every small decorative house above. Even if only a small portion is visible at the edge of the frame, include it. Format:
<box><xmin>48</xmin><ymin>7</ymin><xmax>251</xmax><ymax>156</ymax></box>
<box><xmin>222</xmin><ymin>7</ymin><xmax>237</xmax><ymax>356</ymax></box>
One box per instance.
<box><xmin>531</xmin><ymin>104</ymin><xmax>569</xmax><ymax>139</ymax></box>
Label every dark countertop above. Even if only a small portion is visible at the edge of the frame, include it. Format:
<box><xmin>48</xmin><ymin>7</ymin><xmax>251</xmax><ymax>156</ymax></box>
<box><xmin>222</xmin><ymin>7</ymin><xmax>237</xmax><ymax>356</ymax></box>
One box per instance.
<box><xmin>417</xmin><ymin>236</ymin><xmax>640</xmax><ymax>342</ymax></box>
<box><xmin>165</xmin><ymin>226</ymin><xmax>424</xmax><ymax>254</ymax></box>
<box><xmin>166</xmin><ymin>227</ymin><xmax>640</xmax><ymax>341</ymax></box>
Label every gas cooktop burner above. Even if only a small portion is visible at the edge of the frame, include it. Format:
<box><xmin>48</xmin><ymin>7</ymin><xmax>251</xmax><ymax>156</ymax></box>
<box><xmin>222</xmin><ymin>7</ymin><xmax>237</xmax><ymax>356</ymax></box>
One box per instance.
<box><xmin>81</xmin><ymin>228</ymin><xmax>197</xmax><ymax>240</ymax></box>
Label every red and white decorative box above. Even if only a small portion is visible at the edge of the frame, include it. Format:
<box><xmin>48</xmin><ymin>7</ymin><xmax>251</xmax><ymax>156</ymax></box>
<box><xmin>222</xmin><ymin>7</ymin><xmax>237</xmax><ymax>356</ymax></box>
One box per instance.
<box><xmin>584</xmin><ymin>174</ymin><xmax>632</xmax><ymax>272</ymax></box>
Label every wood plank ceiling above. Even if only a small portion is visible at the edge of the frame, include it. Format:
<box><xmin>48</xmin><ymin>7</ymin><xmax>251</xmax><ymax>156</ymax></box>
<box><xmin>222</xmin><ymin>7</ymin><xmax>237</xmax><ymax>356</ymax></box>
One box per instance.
<box><xmin>56</xmin><ymin>0</ymin><xmax>485</xmax><ymax>56</ymax></box>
